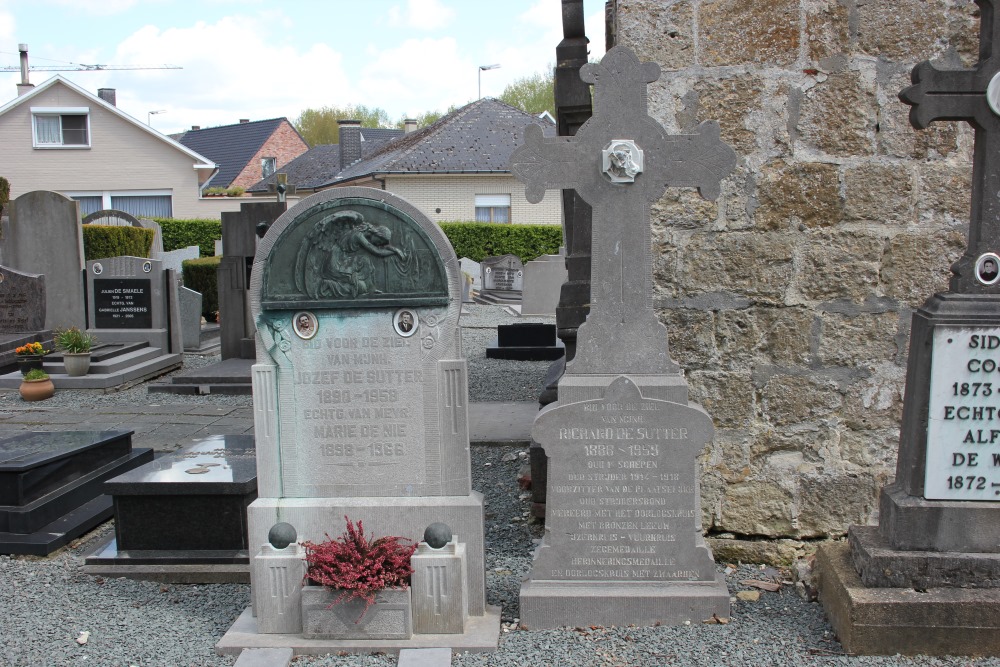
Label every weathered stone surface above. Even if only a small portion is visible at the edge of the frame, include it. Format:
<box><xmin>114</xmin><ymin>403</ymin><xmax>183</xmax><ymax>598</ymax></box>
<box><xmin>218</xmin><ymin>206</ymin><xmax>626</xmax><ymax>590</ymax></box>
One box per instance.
<box><xmin>819</xmin><ymin>312</ymin><xmax>901</xmax><ymax>366</ymax></box>
<box><xmin>798</xmin><ymin>70</ymin><xmax>877</xmax><ymax>157</ymax></box>
<box><xmin>688</xmin><ymin>369</ymin><xmax>754</xmax><ymax>428</ymax></box>
<box><xmin>699</xmin><ymin>0</ymin><xmax>799</xmax><ymax>67</ymax></box>
<box><xmin>692</xmin><ymin>76</ymin><xmax>765</xmax><ymax>156</ymax></box>
<box><xmin>755</xmin><ymin>161</ymin><xmax>842</xmax><ymax>231</ymax></box>
<box><xmin>651</xmin><ymin>186</ymin><xmax>718</xmax><ymax>231</ymax></box>
<box><xmin>707</xmin><ymin>537</ymin><xmax>809</xmax><ymax>567</ymax></box>
<box><xmin>756</xmin><ymin>307</ymin><xmax>815</xmax><ymax>366</ymax></box>
<box><xmin>679</xmin><ymin>232</ymin><xmax>795</xmax><ymax>305</ymax></box>
<box><xmin>659</xmin><ymin>307</ymin><xmax>715</xmax><ymax>369</ymax></box>
<box><xmin>719</xmin><ymin>480</ymin><xmax>795</xmax><ymax>536</ymax></box>
<box><xmin>843</xmin><ymin>163</ymin><xmax>914</xmax><ymax>224</ymax></box>
<box><xmin>762</xmin><ymin>374</ymin><xmax>842</xmax><ymax>426</ymax></box>
<box><xmin>615</xmin><ymin>0</ymin><xmax>696</xmax><ymax>70</ymax></box>
<box><xmin>839</xmin><ymin>426</ymin><xmax>900</xmax><ymax>469</ymax></box>
<box><xmin>798</xmin><ymin>233</ymin><xmax>884</xmax><ymax>303</ymax></box>
<box><xmin>917</xmin><ymin>162</ymin><xmax>973</xmax><ymax>226</ymax></box>
<box><xmin>805</xmin><ymin>0</ymin><xmax>851</xmax><ymax>62</ymax></box>
<box><xmin>877</xmin><ymin>70</ymin><xmax>963</xmax><ymax>159</ymax></box>
<box><xmin>856</xmin><ymin>0</ymin><xmax>969</xmax><ymax>62</ymax></box>
<box><xmin>797</xmin><ymin>472</ymin><xmax>882</xmax><ymax>538</ymax></box>
<box><xmin>880</xmin><ymin>231</ymin><xmax>966</xmax><ymax>306</ymax></box>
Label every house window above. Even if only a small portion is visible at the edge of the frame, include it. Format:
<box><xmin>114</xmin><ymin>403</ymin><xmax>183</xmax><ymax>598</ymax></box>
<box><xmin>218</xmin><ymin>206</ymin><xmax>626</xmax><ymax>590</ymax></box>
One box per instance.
<box><xmin>66</xmin><ymin>191</ymin><xmax>172</xmax><ymax>218</ymax></box>
<box><xmin>475</xmin><ymin>194</ymin><xmax>511</xmax><ymax>223</ymax></box>
<box><xmin>31</xmin><ymin>107</ymin><xmax>90</xmax><ymax>147</ymax></box>
<box><xmin>262</xmin><ymin>157</ymin><xmax>277</xmax><ymax>179</ymax></box>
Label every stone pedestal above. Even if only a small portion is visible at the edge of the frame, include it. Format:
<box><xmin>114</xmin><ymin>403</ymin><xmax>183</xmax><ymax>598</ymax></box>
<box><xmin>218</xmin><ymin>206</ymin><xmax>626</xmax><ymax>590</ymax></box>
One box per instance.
<box><xmin>411</xmin><ymin>539</ymin><xmax>468</xmax><ymax>634</ymax></box>
<box><xmin>253</xmin><ymin>544</ymin><xmax>305</xmax><ymax>634</ymax></box>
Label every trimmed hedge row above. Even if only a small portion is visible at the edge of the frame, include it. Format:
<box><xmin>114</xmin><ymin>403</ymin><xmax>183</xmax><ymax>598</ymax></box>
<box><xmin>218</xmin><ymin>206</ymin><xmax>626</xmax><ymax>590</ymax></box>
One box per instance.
<box><xmin>438</xmin><ymin>222</ymin><xmax>562</xmax><ymax>263</ymax></box>
<box><xmin>82</xmin><ymin>225</ymin><xmax>155</xmax><ymax>261</ymax></box>
<box><xmin>155</xmin><ymin>218</ymin><xmax>222</xmax><ymax>257</ymax></box>
<box><xmin>182</xmin><ymin>256</ymin><xmax>221</xmax><ymax>320</ymax></box>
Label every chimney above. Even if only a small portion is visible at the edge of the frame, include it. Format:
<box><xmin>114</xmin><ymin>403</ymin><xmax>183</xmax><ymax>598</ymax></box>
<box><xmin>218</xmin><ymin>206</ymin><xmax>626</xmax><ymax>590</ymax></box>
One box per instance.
<box><xmin>191</xmin><ymin>125</ymin><xmax>201</xmax><ymax>131</ymax></box>
<box><xmin>16</xmin><ymin>43</ymin><xmax>33</xmax><ymax>97</ymax></box>
<box><xmin>239</xmin><ymin>119</ymin><xmax>249</xmax><ymax>124</ymax></box>
<box><xmin>404</xmin><ymin>118</ymin><xmax>418</xmax><ymax>133</ymax></box>
<box><xmin>338</xmin><ymin>119</ymin><xmax>362</xmax><ymax>170</ymax></box>
<box><xmin>97</xmin><ymin>88</ymin><xmax>117</xmax><ymax>106</ymax></box>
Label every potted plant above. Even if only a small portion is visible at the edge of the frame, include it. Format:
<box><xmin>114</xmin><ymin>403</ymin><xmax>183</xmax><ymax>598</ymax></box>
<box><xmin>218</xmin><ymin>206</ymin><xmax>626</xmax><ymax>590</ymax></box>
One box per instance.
<box><xmin>54</xmin><ymin>327</ymin><xmax>97</xmax><ymax>377</ymax></box>
<box><xmin>14</xmin><ymin>341</ymin><xmax>49</xmax><ymax>376</ymax></box>
<box><xmin>19</xmin><ymin>368</ymin><xmax>54</xmax><ymax>401</ymax></box>
<box><xmin>300</xmin><ymin>516</ymin><xmax>416</xmax><ymax>639</ymax></box>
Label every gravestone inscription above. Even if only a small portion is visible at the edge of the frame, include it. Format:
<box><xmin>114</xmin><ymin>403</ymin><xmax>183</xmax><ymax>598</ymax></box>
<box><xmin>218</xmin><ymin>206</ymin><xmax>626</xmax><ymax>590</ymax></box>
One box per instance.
<box><xmin>481</xmin><ymin>255</ymin><xmax>524</xmax><ymax>292</ymax></box>
<box><xmin>0</xmin><ymin>266</ymin><xmax>45</xmax><ymax>333</ymax></box>
<box><xmin>93</xmin><ymin>278</ymin><xmax>153</xmax><ymax>329</ymax></box>
<box><xmin>510</xmin><ymin>45</ymin><xmax>736</xmax><ymax>629</ymax></box>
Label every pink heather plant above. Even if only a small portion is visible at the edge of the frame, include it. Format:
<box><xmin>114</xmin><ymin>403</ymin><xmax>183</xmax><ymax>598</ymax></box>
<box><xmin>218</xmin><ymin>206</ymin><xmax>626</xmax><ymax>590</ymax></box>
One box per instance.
<box><xmin>302</xmin><ymin>516</ymin><xmax>416</xmax><ymax>621</ymax></box>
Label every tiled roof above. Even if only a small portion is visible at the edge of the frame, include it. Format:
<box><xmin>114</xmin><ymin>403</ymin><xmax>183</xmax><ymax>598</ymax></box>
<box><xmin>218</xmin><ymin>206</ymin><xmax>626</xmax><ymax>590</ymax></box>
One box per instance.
<box><xmin>247</xmin><ymin>128</ymin><xmax>404</xmax><ymax>193</ymax></box>
<box><xmin>330</xmin><ymin>98</ymin><xmax>556</xmax><ymax>186</ymax></box>
<box><xmin>178</xmin><ymin>118</ymin><xmax>293</xmax><ymax>189</ymax></box>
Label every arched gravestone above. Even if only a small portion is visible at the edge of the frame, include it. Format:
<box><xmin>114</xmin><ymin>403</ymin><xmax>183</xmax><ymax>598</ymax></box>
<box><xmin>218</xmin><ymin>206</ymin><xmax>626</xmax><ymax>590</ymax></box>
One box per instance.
<box><xmin>82</xmin><ymin>209</ymin><xmax>142</xmax><ymax>227</ymax></box>
<box><xmin>243</xmin><ymin>187</ymin><xmax>493</xmax><ymax>640</ymax></box>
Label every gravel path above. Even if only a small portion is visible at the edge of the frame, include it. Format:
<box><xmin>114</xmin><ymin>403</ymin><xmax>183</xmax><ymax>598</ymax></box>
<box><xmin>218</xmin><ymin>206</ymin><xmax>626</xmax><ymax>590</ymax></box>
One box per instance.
<box><xmin>2</xmin><ymin>305</ymin><xmax>998</xmax><ymax>665</ymax></box>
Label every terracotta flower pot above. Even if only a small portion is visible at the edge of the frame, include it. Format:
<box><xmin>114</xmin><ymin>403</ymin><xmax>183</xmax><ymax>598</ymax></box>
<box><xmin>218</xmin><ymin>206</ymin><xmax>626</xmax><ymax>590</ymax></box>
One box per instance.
<box><xmin>19</xmin><ymin>378</ymin><xmax>54</xmax><ymax>401</ymax></box>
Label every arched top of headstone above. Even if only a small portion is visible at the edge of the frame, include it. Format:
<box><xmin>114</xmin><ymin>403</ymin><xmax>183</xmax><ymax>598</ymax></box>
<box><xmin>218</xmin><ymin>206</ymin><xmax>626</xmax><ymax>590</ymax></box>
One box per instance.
<box><xmin>82</xmin><ymin>209</ymin><xmax>142</xmax><ymax>227</ymax></box>
<box><xmin>254</xmin><ymin>187</ymin><xmax>450</xmax><ymax>311</ymax></box>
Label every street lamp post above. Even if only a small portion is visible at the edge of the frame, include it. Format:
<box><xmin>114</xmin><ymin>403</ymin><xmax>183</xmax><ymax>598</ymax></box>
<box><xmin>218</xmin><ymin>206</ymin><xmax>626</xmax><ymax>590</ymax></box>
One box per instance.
<box><xmin>147</xmin><ymin>109</ymin><xmax>167</xmax><ymax>126</ymax></box>
<box><xmin>478</xmin><ymin>64</ymin><xmax>500</xmax><ymax>100</ymax></box>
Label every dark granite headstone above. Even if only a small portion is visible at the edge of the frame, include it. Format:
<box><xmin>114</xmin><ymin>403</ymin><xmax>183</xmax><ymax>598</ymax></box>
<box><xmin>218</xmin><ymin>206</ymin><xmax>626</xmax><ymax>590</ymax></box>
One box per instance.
<box><xmin>84</xmin><ymin>435</ymin><xmax>256</xmax><ymax>570</ymax></box>
<box><xmin>0</xmin><ymin>430</ymin><xmax>152</xmax><ymax>555</ymax></box>
<box><xmin>0</xmin><ymin>265</ymin><xmax>45</xmax><ymax>333</ymax></box>
<box><xmin>486</xmin><ymin>323</ymin><xmax>564</xmax><ymax>361</ymax></box>
<box><xmin>93</xmin><ymin>278</ymin><xmax>154</xmax><ymax>329</ymax></box>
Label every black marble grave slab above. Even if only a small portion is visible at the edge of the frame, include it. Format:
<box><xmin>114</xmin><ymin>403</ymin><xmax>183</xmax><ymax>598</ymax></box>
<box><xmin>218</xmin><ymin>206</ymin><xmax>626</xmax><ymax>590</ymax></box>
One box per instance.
<box><xmin>85</xmin><ymin>435</ymin><xmax>257</xmax><ymax>575</ymax></box>
<box><xmin>486</xmin><ymin>323</ymin><xmax>565</xmax><ymax>361</ymax></box>
<box><xmin>0</xmin><ymin>430</ymin><xmax>153</xmax><ymax>556</ymax></box>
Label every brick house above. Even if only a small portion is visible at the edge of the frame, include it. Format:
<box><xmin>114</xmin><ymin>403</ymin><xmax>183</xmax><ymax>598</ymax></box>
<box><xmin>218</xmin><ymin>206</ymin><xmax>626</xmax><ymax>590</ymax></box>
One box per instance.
<box><xmin>177</xmin><ymin>117</ymin><xmax>308</xmax><ymax>192</ymax></box>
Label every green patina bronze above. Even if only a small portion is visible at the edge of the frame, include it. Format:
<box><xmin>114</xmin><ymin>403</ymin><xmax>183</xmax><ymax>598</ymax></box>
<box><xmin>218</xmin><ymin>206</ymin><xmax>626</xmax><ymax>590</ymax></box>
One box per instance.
<box><xmin>260</xmin><ymin>198</ymin><xmax>449</xmax><ymax>310</ymax></box>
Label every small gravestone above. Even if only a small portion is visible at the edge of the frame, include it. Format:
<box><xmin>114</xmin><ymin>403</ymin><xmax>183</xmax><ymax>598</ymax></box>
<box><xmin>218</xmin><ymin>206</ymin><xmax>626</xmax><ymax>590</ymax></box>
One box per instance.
<box><xmin>0</xmin><ymin>430</ymin><xmax>152</xmax><ymax>555</ymax></box>
<box><xmin>216</xmin><ymin>187</ymin><xmax>500</xmax><ymax>655</ymax></box>
<box><xmin>510</xmin><ymin>45</ymin><xmax>736</xmax><ymax>629</ymax></box>
<box><xmin>521</xmin><ymin>252</ymin><xmax>567</xmax><ymax>316</ymax></box>
<box><xmin>178</xmin><ymin>286</ymin><xmax>203</xmax><ymax>351</ymax></box>
<box><xmin>817</xmin><ymin>2</ymin><xmax>1000</xmax><ymax>655</ymax></box>
<box><xmin>486</xmin><ymin>323</ymin><xmax>564</xmax><ymax>360</ymax></box>
<box><xmin>83</xmin><ymin>434</ymin><xmax>255</xmax><ymax>581</ymax></box>
<box><xmin>2</xmin><ymin>191</ymin><xmax>86</xmax><ymax>330</ymax></box>
<box><xmin>0</xmin><ymin>265</ymin><xmax>45</xmax><ymax>334</ymax></box>
<box><xmin>481</xmin><ymin>254</ymin><xmax>524</xmax><ymax>291</ymax></box>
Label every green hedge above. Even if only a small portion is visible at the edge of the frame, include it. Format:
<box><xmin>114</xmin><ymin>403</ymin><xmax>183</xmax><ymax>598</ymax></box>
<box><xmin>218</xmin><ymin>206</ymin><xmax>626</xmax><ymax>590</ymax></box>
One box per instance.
<box><xmin>438</xmin><ymin>222</ymin><xmax>562</xmax><ymax>263</ymax></box>
<box><xmin>82</xmin><ymin>225</ymin><xmax>155</xmax><ymax>261</ymax></box>
<box><xmin>0</xmin><ymin>176</ymin><xmax>9</xmax><ymax>218</ymax></box>
<box><xmin>155</xmin><ymin>218</ymin><xmax>222</xmax><ymax>256</ymax></box>
<box><xmin>182</xmin><ymin>256</ymin><xmax>221</xmax><ymax>321</ymax></box>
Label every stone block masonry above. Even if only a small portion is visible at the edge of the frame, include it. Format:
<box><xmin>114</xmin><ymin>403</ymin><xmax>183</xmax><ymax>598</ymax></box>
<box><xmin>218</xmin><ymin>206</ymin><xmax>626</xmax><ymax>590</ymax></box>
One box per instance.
<box><xmin>610</xmin><ymin>0</ymin><xmax>978</xmax><ymax>539</ymax></box>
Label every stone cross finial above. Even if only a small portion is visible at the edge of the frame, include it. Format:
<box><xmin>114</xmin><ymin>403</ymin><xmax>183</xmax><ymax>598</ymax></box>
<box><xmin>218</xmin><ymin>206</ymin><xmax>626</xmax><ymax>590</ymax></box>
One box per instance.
<box><xmin>510</xmin><ymin>46</ymin><xmax>737</xmax><ymax>375</ymax></box>
<box><xmin>899</xmin><ymin>0</ymin><xmax>1000</xmax><ymax>293</ymax></box>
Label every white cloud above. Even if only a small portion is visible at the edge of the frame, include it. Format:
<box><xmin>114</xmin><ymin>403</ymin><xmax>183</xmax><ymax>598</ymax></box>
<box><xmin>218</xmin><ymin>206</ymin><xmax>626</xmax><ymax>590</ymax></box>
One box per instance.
<box><xmin>103</xmin><ymin>13</ymin><xmax>353</xmax><ymax>133</ymax></box>
<box><xmin>47</xmin><ymin>0</ymin><xmax>141</xmax><ymax>16</ymax></box>
<box><xmin>406</xmin><ymin>0</ymin><xmax>455</xmax><ymax>30</ymax></box>
<box><xmin>359</xmin><ymin>36</ymin><xmax>472</xmax><ymax>117</ymax></box>
<box><xmin>0</xmin><ymin>6</ymin><xmax>14</xmax><ymax>45</ymax></box>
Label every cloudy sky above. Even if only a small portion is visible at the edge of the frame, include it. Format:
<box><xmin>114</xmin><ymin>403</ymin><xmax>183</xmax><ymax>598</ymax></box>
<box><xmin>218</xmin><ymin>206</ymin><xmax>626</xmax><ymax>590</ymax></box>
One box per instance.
<box><xmin>0</xmin><ymin>0</ymin><xmax>605</xmax><ymax>135</ymax></box>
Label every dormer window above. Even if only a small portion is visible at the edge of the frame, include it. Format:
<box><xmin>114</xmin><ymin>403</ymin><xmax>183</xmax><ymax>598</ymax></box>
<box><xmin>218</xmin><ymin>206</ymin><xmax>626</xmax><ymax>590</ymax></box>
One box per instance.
<box><xmin>32</xmin><ymin>107</ymin><xmax>90</xmax><ymax>147</ymax></box>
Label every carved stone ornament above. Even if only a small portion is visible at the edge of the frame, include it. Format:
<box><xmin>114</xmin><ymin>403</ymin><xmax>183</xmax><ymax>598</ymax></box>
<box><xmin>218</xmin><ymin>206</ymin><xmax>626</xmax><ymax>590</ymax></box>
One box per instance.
<box><xmin>601</xmin><ymin>139</ymin><xmax>644</xmax><ymax>183</ymax></box>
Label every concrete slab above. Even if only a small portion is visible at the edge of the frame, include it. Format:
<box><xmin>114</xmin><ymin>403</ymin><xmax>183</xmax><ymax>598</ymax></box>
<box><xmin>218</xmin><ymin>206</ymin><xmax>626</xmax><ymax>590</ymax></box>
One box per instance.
<box><xmin>399</xmin><ymin>648</ymin><xmax>452</xmax><ymax>667</ymax></box>
<box><xmin>215</xmin><ymin>605</ymin><xmax>502</xmax><ymax>656</ymax></box>
<box><xmin>234</xmin><ymin>647</ymin><xmax>293</xmax><ymax>667</ymax></box>
<box><xmin>816</xmin><ymin>540</ymin><xmax>1000</xmax><ymax>656</ymax></box>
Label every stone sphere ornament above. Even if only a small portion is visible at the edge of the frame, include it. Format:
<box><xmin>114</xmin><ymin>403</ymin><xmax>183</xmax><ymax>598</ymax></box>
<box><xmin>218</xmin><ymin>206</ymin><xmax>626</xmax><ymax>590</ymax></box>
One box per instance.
<box><xmin>423</xmin><ymin>522</ymin><xmax>453</xmax><ymax>549</ymax></box>
<box><xmin>268</xmin><ymin>522</ymin><xmax>297</xmax><ymax>549</ymax></box>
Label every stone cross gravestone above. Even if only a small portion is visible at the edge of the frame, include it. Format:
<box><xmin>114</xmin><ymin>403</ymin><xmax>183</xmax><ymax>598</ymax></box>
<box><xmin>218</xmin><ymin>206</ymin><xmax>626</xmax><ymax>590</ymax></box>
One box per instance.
<box><xmin>2</xmin><ymin>191</ymin><xmax>86</xmax><ymax>330</ymax></box>
<box><xmin>510</xmin><ymin>46</ymin><xmax>736</xmax><ymax>629</ymax></box>
<box><xmin>224</xmin><ymin>187</ymin><xmax>499</xmax><ymax>652</ymax></box>
<box><xmin>817</xmin><ymin>1</ymin><xmax>1000</xmax><ymax>655</ymax></box>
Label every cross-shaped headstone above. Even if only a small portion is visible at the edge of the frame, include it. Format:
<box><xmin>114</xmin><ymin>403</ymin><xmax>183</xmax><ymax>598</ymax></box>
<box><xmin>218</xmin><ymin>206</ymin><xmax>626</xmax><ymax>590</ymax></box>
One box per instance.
<box><xmin>510</xmin><ymin>46</ymin><xmax>736</xmax><ymax>376</ymax></box>
<box><xmin>900</xmin><ymin>0</ymin><xmax>1000</xmax><ymax>292</ymax></box>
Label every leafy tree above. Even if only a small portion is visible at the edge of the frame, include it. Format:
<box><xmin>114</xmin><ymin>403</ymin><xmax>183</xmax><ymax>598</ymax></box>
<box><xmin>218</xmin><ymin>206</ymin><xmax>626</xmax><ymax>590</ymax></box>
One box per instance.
<box><xmin>0</xmin><ymin>176</ymin><xmax>9</xmax><ymax>219</ymax></box>
<box><xmin>294</xmin><ymin>105</ymin><xmax>393</xmax><ymax>147</ymax></box>
<box><xmin>394</xmin><ymin>106</ymin><xmax>459</xmax><ymax>130</ymax></box>
<box><xmin>499</xmin><ymin>69</ymin><xmax>555</xmax><ymax>116</ymax></box>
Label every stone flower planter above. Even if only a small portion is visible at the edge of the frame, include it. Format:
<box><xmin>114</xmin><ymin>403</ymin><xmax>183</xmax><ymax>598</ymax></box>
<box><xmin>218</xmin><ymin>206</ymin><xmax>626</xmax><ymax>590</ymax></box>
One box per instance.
<box><xmin>301</xmin><ymin>586</ymin><xmax>412</xmax><ymax>640</ymax></box>
<box><xmin>62</xmin><ymin>352</ymin><xmax>91</xmax><ymax>377</ymax></box>
<box><xmin>16</xmin><ymin>354</ymin><xmax>45</xmax><ymax>376</ymax></box>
